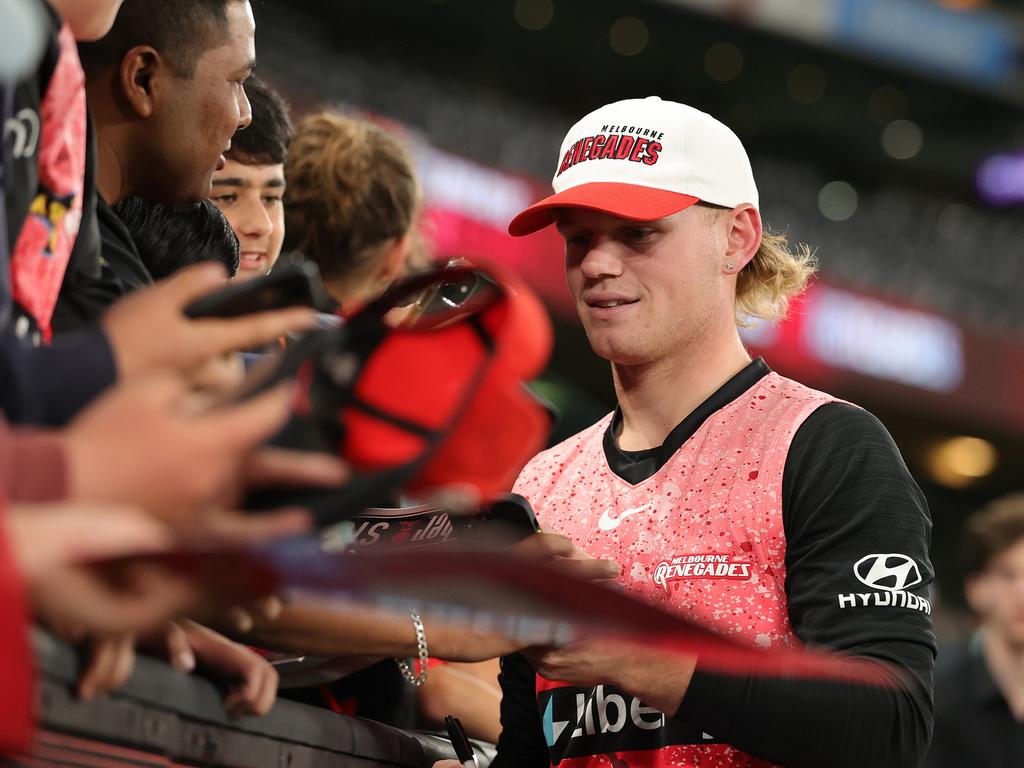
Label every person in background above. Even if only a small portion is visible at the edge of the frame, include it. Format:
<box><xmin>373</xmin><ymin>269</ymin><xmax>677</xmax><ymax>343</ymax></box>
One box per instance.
<box><xmin>55</xmin><ymin>0</ymin><xmax>256</xmax><ymax>325</ymax></box>
<box><xmin>927</xmin><ymin>494</ymin><xmax>1024</xmax><ymax>768</ymax></box>
<box><xmin>114</xmin><ymin>198</ymin><xmax>240</xmax><ymax>280</ymax></box>
<box><xmin>210</xmin><ymin>75</ymin><xmax>292</xmax><ymax>281</ymax></box>
<box><xmin>4</xmin><ymin>0</ymin><xmax>121</xmax><ymax>345</ymax></box>
<box><xmin>275</xmin><ymin>109</ymin><xmax>508</xmax><ymax>739</ymax></box>
<box><xmin>1</xmin><ymin>0</ymin><xmax>311</xmax><ymax>428</ymax></box>
<box><xmin>113</xmin><ymin>197</ymin><xmax>243</xmax><ymax>390</ymax></box>
<box><xmin>283</xmin><ymin>110</ymin><xmax>422</xmax><ymax>312</ymax></box>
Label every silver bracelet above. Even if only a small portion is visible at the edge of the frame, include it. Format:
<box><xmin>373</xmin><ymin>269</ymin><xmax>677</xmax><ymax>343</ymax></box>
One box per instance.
<box><xmin>395</xmin><ymin>610</ymin><xmax>429</xmax><ymax>687</ymax></box>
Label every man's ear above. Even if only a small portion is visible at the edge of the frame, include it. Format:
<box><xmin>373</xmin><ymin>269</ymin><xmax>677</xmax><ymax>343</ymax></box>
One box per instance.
<box><xmin>378</xmin><ymin>233</ymin><xmax>413</xmax><ymax>286</ymax></box>
<box><xmin>118</xmin><ymin>45</ymin><xmax>163</xmax><ymax>119</ymax></box>
<box><xmin>723</xmin><ymin>204</ymin><xmax>762</xmax><ymax>275</ymax></box>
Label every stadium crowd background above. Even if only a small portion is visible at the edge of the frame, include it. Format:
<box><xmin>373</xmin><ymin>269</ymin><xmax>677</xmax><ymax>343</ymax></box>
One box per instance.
<box><xmin>3</xmin><ymin>0</ymin><xmax>1024</xmax><ymax>764</ymax></box>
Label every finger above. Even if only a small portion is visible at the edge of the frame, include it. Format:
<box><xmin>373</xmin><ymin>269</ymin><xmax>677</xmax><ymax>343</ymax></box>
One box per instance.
<box><xmin>8</xmin><ymin>504</ymin><xmax>174</xmax><ymax>579</ymax></box>
<box><xmin>98</xmin><ymin>566</ymin><xmax>199</xmax><ymax>633</ymax></box>
<box><xmin>223</xmin><ymin>659</ymin><xmax>264</xmax><ymax>717</ymax></box>
<box><xmin>107</xmin><ymin>634</ymin><xmax>137</xmax><ymax>692</ymax></box>
<box><xmin>511</xmin><ymin>532</ymin><xmax>576</xmax><ymax>560</ymax></box>
<box><xmin>78</xmin><ymin>636</ymin><xmax>134</xmax><ymax>700</ymax></box>
<box><xmin>77</xmin><ymin>640</ymin><xmax>113</xmax><ymax>700</ymax></box>
<box><xmin>432</xmin><ymin>761</ymin><xmax>464</xmax><ymax>768</ymax></box>
<box><xmin>131</xmin><ymin>372</ymin><xmax>193</xmax><ymax>411</ymax></box>
<box><xmin>244</xmin><ymin>448</ymin><xmax>349</xmax><ymax>488</ymax></box>
<box><xmin>196</xmin><ymin>307</ymin><xmax>317</xmax><ymax>359</ymax></box>
<box><xmin>248</xmin><ymin>596</ymin><xmax>282</xmax><ymax>623</ymax></box>
<box><xmin>254</xmin><ymin>663</ymin><xmax>279</xmax><ymax>716</ymax></box>
<box><xmin>548</xmin><ymin>556</ymin><xmax>620</xmax><ymax>581</ymax></box>
<box><xmin>200</xmin><ymin>383</ymin><xmax>293</xmax><ymax>454</ymax></box>
<box><xmin>225</xmin><ymin>605</ymin><xmax>255</xmax><ymax>634</ymax></box>
<box><xmin>183</xmin><ymin>507</ymin><xmax>311</xmax><ymax>549</ymax></box>
<box><xmin>161</xmin><ymin>262</ymin><xmax>230</xmax><ymax>306</ymax></box>
<box><xmin>520</xmin><ymin>645</ymin><xmax>548</xmax><ymax>667</ymax></box>
<box><xmin>164</xmin><ymin>622</ymin><xmax>196</xmax><ymax>673</ymax></box>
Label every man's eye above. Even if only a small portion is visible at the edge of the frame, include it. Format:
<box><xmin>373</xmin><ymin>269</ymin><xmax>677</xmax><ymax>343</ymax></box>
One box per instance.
<box><xmin>625</xmin><ymin>228</ymin><xmax>656</xmax><ymax>242</ymax></box>
<box><xmin>211</xmin><ymin>194</ymin><xmax>237</xmax><ymax>205</ymax></box>
<box><xmin>564</xmin><ymin>234</ymin><xmax>589</xmax><ymax>249</ymax></box>
<box><xmin>263</xmin><ymin>196</ymin><xmax>283</xmax><ymax>206</ymax></box>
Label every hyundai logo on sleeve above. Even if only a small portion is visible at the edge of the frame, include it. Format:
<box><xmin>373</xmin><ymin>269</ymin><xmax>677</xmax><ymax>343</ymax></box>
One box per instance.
<box><xmin>837</xmin><ymin>553</ymin><xmax>931</xmax><ymax>614</ymax></box>
<box><xmin>854</xmin><ymin>553</ymin><xmax>923</xmax><ymax>592</ymax></box>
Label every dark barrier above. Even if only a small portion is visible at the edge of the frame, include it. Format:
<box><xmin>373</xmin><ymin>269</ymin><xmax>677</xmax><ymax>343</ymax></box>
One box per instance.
<box><xmin>9</xmin><ymin>629</ymin><xmax>494</xmax><ymax>767</ymax></box>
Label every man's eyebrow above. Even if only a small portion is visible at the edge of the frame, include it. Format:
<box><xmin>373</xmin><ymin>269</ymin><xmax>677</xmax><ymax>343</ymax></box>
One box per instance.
<box><xmin>263</xmin><ymin>178</ymin><xmax>285</xmax><ymax>189</ymax></box>
<box><xmin>212</xmin><ymin>178</ymin><xmax>250</xmax><ymax>187</ymax></box>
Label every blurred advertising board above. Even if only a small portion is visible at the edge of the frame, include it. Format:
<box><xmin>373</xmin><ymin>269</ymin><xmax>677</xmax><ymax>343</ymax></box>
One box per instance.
<box><xmin>658</xmin><ymin>0</ymin><xmax>1021</xmax><ymax>94</ymax></box>
<box><xmin>740</xmin><ymin>284</ymin><xmax>1024</xmax><ymax>434</ymax></box>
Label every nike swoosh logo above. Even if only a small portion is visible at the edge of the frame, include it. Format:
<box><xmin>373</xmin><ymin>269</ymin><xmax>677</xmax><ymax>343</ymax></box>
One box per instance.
<box><xmin>598</xmin><ymin>504</ymin><xmax>649</xmax><ymax>531</ymax></box>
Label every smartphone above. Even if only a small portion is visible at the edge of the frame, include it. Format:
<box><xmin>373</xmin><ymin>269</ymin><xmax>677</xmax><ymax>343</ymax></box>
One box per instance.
<box><xmin>464</xmin><ymin>493</ymin><xmax>541</xmax><ymax>541</ymax></box>
<box><xmin>184</xmin><ymin>260</ymin><xmax>331</xmax><ymax>319</ymax></box>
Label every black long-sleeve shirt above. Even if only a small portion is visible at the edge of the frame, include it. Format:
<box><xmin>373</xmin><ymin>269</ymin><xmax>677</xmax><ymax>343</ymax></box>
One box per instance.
<box><xmin>494</xmin><ymin>362</ymin><xmax>935</xmax><ymax>768</ymax></box>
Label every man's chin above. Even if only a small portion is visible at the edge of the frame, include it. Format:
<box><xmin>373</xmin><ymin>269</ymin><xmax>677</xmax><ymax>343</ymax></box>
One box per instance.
<box><xmin>587</xmin><ymin>336</ymin><xmax>653</xmax><ymax>367</ymax></box>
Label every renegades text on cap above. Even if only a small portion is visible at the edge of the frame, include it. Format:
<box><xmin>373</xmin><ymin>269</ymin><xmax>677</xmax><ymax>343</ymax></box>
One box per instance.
<box><xmin>508</xmin><ymin>96</ymin><xmax>759</xmax><ymax>237</ymax></box>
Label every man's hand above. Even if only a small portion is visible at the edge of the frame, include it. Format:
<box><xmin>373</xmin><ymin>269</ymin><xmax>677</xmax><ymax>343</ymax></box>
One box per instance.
<box><xmin>101</xmin><ymin>262</ymin><xmax>315</xmax><ymax>380</ymax></box>
<box><xmin>159</xmin><ymin>620</ymin><xmax>279</xmax><ymax>718</ymax></box>
<box><xmin>32</xmin><ymin>561</ymin><xmax>200</xmax><ymax>638</ymax></box>
<box><xmin>524</xmin><ymin>639</ymin><xmax>697</xmax><ymax>716</ymax></box>
<box><xmin>63</xmin><ymin>374</ymin><xmax>334</xmax><ymax>526</ymax></box>
<box><xmin>6</xmin><ymin>502</ymin><xmax>173</xmax><ymax>579</ymax></box>
<box><xmin>510</xmin><ymin>532</ymin><xmax>620</xmax><ymax>581</ymax></box>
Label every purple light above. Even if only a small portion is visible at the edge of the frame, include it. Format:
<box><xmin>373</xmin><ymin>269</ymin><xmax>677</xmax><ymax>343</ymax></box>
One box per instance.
<box><xmin>977</xmin><ymin>152</ymin><xmax>1024</xmax><ymax>206</ymax></box>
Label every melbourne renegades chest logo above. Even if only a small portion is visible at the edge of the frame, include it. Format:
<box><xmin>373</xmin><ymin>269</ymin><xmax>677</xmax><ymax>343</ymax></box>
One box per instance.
<box><xmin>653</xmin><ymin>553</ymin><xmax>752</xmax><ymax>593</ymax></box>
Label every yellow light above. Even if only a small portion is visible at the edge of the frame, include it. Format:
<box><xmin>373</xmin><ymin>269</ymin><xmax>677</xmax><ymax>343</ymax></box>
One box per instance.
<box><xmin>926</xmin><ymin>436</ymin><xmax>998</xmax><ymax>489</ymax></box>
<box><xmin>704</xmin><ymin>42</ymin><xmax>744</xmax><ymax>82</ymax></box>
<box><xmin>787</xmin><ymin>64</ymin><xmax>826</xmax><ymax>104</ymax></box>
<box><xmin>609</xmin><ymin>17</ymin><xmax>649</xmax><ymax>57</ymax></box>
<box><xmin>514</xmin><ymin>0</ymin><xmax>554</xmax><ymax>31</ymax></box>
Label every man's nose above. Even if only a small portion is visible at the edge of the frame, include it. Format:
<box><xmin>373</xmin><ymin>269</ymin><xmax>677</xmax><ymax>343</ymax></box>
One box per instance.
<box><xmin>238</xmin><ymin>199</ymin><xmax>272</xmax><ymax>238</ymax></box>
<box><xmin>237</xmin><ymin>87</ymin><xmax>253</xmax><ymax>131</ymax></box>
<box><xmin>579</xmin><ymin>241</ymin><xmax>624</xmax><ymax>280</ymax></box>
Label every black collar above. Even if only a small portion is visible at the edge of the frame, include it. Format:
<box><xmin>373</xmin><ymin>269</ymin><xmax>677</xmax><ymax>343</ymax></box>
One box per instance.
<box><xmin>604</xmin><ymin>358</ymin><xmax>771</xmax><ymax>485</ymax></box>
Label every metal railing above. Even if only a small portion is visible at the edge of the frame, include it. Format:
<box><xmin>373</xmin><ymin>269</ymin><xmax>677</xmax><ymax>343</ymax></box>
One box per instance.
<box><xmin>9</xmin><ymin>629</ymin><xmax>487</xmax><ymax>768</ymax></box>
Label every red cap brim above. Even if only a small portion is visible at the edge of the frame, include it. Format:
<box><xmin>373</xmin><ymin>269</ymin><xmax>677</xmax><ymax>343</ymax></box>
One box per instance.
<box><xmin>508</xmin><ymin>182</ymin><xmax>701</xmax><ymax>236</ymax></box>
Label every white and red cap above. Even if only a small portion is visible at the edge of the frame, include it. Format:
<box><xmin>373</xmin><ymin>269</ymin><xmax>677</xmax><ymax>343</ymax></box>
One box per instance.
<box><xmin>508</xmin><ymin>96</ymin><xmax>759</xmax><ymax>237</ymax></box>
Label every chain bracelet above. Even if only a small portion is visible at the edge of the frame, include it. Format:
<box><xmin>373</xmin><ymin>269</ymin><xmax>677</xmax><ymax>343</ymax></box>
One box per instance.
<box><xmin>395</xmin><ymin>610</ymin><xmax>429</xmax><ymax>686</ymax></box>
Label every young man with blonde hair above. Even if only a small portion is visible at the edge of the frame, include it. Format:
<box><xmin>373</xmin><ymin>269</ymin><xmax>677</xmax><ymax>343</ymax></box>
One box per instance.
<box><xmin>438</xmin><ymin>97</ymin><xmax>935</xmax><ymax>767</ymax></box>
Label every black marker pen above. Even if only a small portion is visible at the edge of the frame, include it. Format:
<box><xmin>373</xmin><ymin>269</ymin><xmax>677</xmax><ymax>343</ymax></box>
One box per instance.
<box><xmin>444</xmin><ymin>715</ymin><xmax>477</xmax><ymax>768</ymax></box>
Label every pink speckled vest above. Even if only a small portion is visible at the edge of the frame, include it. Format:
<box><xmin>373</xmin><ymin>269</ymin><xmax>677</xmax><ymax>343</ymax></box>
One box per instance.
<box><xmin>513</xmin><ymin>371</ymin><xmax>837</xmax><ymax>768</ymax></box>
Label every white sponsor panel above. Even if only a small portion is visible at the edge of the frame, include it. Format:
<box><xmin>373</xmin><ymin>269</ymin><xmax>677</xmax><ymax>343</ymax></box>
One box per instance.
<box><xmin>838</xmin><ymin>554</ymin><xmax>930</xmax><ymax>614</ymax></box>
